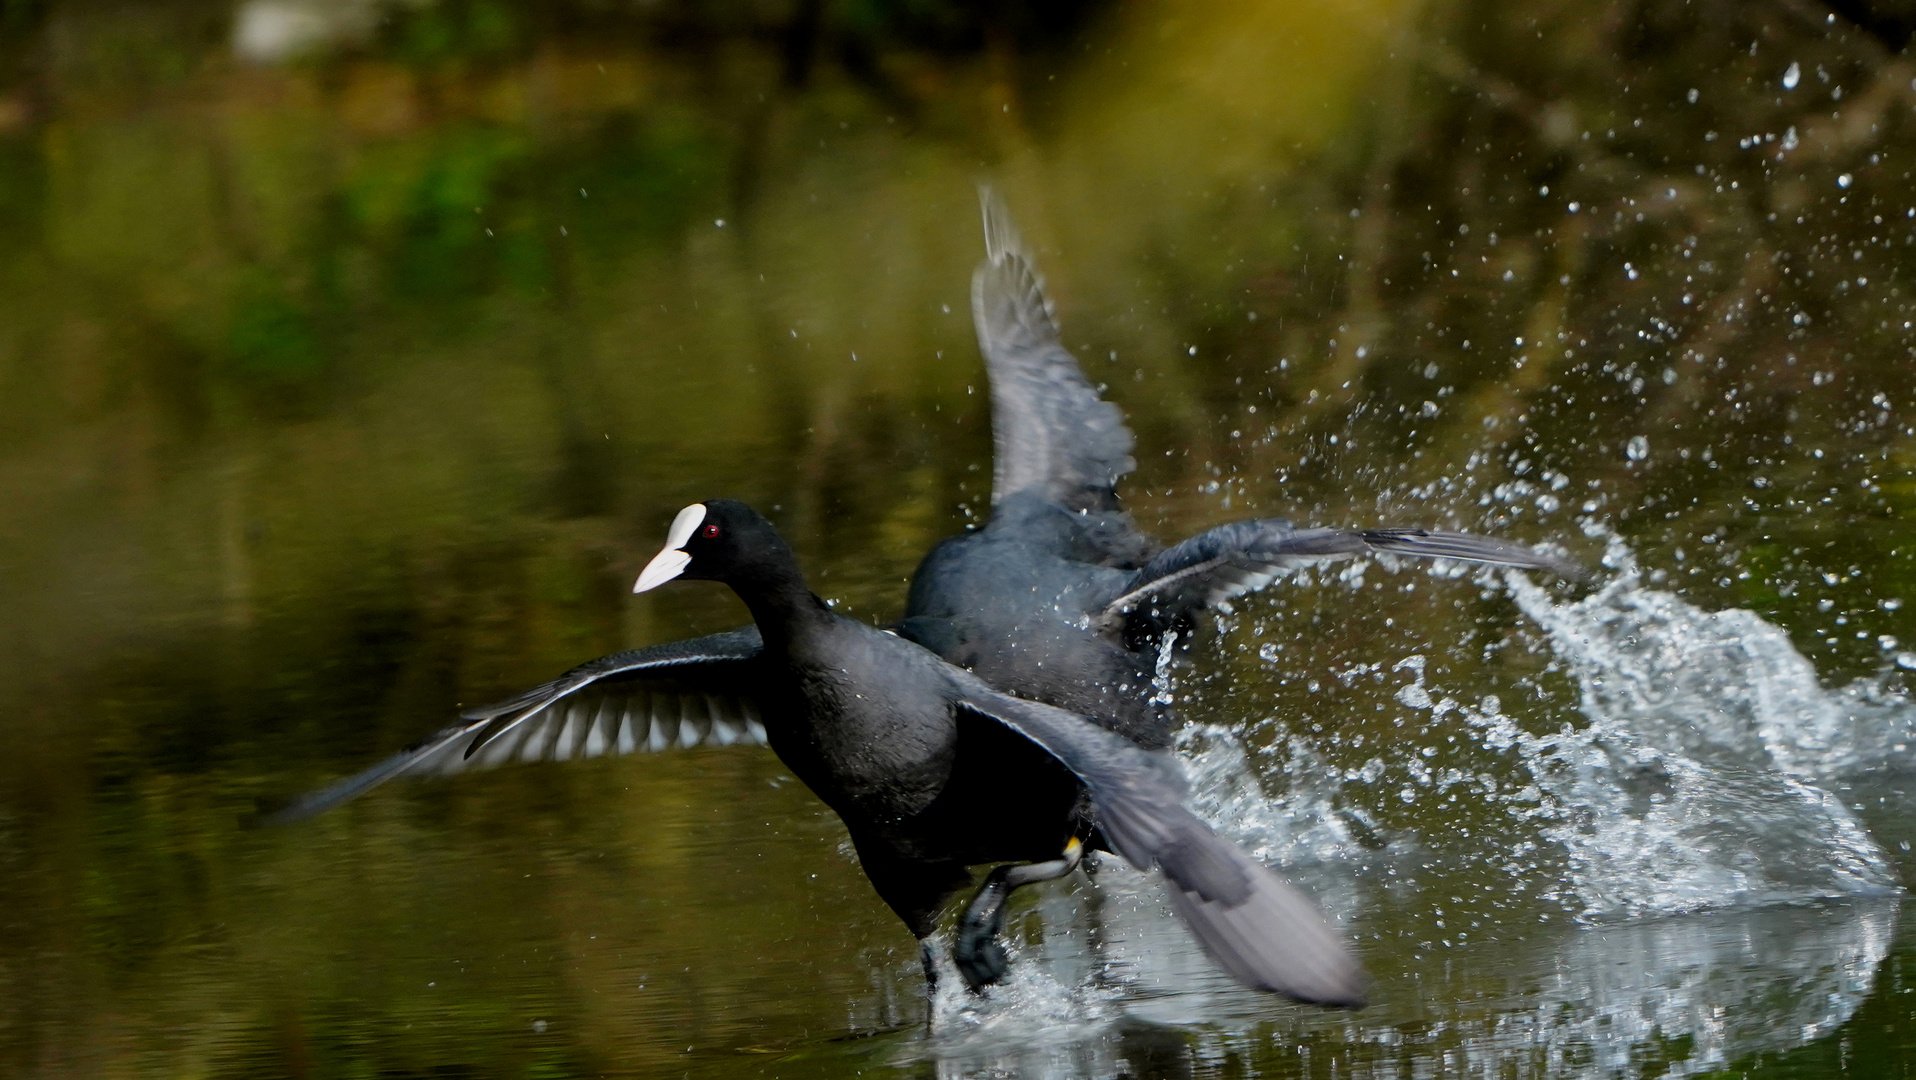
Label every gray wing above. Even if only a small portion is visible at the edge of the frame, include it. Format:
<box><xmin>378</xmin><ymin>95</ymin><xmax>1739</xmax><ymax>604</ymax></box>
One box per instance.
<box><xmin>267</xmin><ymin>628</ymin><xmax>768</xmax><ymax>824</ymax></box>
<box><xmin>1108</xmin><ymin>519</ymin><xmax>1587</xmax><ymax>641</ymax></box>
<box><xmin>951</xmin><ymin>674</ymin><xmax>1365</xmax><ymax>1006</ymax></box>
<box><xmin>973</xmin><ymin>188</ymin><xmax>1136</xmax><ymax>512</ymax></box>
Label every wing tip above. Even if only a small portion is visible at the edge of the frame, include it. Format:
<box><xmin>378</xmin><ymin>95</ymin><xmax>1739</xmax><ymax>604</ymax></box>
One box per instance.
<box><xmin>1162</xmin><ymin>843</ymin><xmax>1370</xmax><ymax>1008</ymax></box>
<box><xmin>977</xmin><ymin>183</ymin><xmax>1023</xmax><ymax>265</ymax></box>
<box><xmin>1363</xmin><ymin>528</ymin><xmax>1594</xmax><ymax>583</ymax></box>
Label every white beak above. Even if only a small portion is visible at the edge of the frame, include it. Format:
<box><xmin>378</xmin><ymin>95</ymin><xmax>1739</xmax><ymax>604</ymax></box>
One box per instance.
<box><xmin>633</xmin><ymin>503</ymin><xmax>706</xmax><ymax>593</ymax></box>
<box><xmin>633</xmin><ymin>548</ymin><xmax>689</xmax><ymax>593</ymax></box>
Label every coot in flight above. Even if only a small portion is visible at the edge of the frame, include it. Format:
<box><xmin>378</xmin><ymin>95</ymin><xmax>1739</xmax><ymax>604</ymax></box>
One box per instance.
<box><xmin>274</xmin><ymin>191</ymin><xmax>1579</xmax><ymax>996</ymax></box>
<box><xmin>899</xmin><ymin>190</ymin><xmax>1580</xmax><ymax>750</ymax></box>
<box><xmin>289</xmin><ymin>498</ymin><xmax>1371</xmax><ymax>1005</ymax></box>
<box><xmin>887</xmin><ymin>192</ymin><xmax>1581</xmax><ymax>981</ymax></box>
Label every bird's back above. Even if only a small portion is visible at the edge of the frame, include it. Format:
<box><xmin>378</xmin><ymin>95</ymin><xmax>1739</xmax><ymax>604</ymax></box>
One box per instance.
<box><xmin>902</xmin><ymin>494</ymin><xmax>1171</xmax><ymax>748</ymax></box>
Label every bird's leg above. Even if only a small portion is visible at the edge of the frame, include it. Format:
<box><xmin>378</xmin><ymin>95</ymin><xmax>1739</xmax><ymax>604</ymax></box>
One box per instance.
<box><xmin>918</xmin><ymin>938</ymin><xmax>944</xmax><ymax>1033</ymax></box>
<box><xmin>952</xmin><ymin>866</ymin><xmax>1016</xmax><ymax>991</ymax></box>
<box><xmin>953</xmin><ymin>838</ymin><xmax>1083</xmax><ymax>991</ymax></box>
<box><xmin>920</xmin><ymin>938</ymin><xmax>941</xmax><ymax>990</ymax></box>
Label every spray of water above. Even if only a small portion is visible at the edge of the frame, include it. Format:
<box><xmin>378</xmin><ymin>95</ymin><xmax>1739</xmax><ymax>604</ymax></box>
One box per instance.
<box><xmin>1186</xmin><ymin>532</ymin><xmax>1902</xmax><ymax>919</ymax></box>
<box><xmin>887</xmin><ymin>535</ymin><xmax>1906</xmax><ymax>1077</ymax></box>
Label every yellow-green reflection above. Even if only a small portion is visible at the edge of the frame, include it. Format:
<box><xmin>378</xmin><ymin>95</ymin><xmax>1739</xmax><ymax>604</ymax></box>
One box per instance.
<box><xmin>4</xmin><ymin>0</ymin><xmax>1916</xmax><ymax>1077</ymax></box>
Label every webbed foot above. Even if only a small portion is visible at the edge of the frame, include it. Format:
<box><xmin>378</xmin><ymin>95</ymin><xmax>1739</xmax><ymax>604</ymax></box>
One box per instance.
<box><xmin>954</xmin><ymin>872</ymin><xmax>1015</xmax><ymax>989</ymax></box>
<box><xmin>952</xmin><ymin>838</ymin><xmax>1083</xmax><ymax>992</ymax></box>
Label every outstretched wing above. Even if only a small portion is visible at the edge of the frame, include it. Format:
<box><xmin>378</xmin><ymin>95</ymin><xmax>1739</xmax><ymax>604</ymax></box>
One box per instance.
<box><xmin>1107</xmin><ymin>518</ymin><xmax>1587</xmax><ymax>642</ymax></box>
<box><xmin>950</xmin><ymin>673</ymin><xmax>1365</xmax><ymax>1006</ymax></box>
<box><xmin>973</xmin><ymin>188</ymin><xmax>1135</xmax><ymax>512</ymax></box>
<box><xmin>267</xmin><ymin>628</ymin><xmax>768</xmax><ymax>823</ymax></box>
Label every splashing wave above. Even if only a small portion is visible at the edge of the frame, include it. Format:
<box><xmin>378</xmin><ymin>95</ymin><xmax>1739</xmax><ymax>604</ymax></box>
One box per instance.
<box><xmin>883</xmin><ymin>537</ymin><xmax>1905</xmax><ymax>1078</ymax></box>
<box><xmin>1187</xmin><ymin>535</ymin><xmax>1903</xmax><ymax>919</ymax></box>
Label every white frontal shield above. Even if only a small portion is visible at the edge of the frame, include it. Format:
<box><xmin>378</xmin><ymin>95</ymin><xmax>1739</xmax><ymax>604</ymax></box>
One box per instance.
<box><xmin>634</xmin><ymin>503</ymin><xmax>706</xmax><ymax>593</ymax></box>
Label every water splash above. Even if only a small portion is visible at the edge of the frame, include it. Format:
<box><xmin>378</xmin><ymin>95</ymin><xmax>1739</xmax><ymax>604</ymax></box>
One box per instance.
<box><xmin>906</xmin><ymin>896</ymin><xmax>1126</xmax><ymax>1078</ymax></box>
<box><xmin>894</xmin><ymin>865</ymin><xmax>1897</xmax><ymax>1080</ymax></box>
<box><xmin>1189</xmin><ymin>535</ymin><xmax>1903</xmax><ymax>919</ymax></box>
<box><xmin>1286</xmin><ymin>897</ymin><xmax>1899</xmax><ymax>1079</ymax></box>
<box><xmin>882</xmin><ymin>536</ymin><xmax>1907</xmax><ymax>1077</ymax></box>
<box><xmin>1511</xmin><ymin>536</ymin><xmax>1915</xmax><ymax>780</ymax></box>
<box><xmin>1501</xmin><ymin>536</ymin><xmax>1902</xmax><ymax>915</ymax></box>
<box><xmin>1178</xmin><ymin>722</ymin><xmax>1369</xmax><ymax>867</ymax></box>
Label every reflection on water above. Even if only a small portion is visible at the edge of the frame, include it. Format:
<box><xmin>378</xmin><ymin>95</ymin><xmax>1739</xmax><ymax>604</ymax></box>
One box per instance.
<box><xmin>5</xmin><ymin>0</ymin><xmax>1916</xmax><ymax>1076</ymax></box>
<box><xmin>896</xmin><ymin>872</ymin><xmax>1897</xmax><ymax>1079</ymax></box>
<box><xmin>1012</xmin><ymin>538</ymin><xmax>1911</xmax><ymax>1078</ymax></box>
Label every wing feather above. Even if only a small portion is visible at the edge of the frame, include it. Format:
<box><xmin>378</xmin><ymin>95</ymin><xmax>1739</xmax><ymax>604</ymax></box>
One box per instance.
<box><xmin>266</xmin><ymin>628</ymin><xmax>768</xmax><ymax>824</ymax></box>
<box><xmin>950</xmin><ymin>672</ymin><xmax>1365</xmax><ymax>1006</ymax></box>
<box><xmin>1108</xmin><ymin>519</ymin><xmax>1586</xmax><ymax>642</ymax></box>
<box><xmin>973</xmin><ymin>188</ymin><xmax>1136</xmax><ymax>511</ymax></box>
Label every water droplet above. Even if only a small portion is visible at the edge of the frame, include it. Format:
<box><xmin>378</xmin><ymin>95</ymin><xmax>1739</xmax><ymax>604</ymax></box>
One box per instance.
<box><xmin>1838</xmin><ymin>174</ymin><xmax>1853</xmax><ymax>189</ymax></box>
<box><xmin>1783</xmin><ymin>61</ymin><xmax>1801</xmax><ymax>90</ymax></box>
<box><xmin>1626</xmin><ymin>435</ymin><xmax>1650</xmax><ymax>461</ymax></box>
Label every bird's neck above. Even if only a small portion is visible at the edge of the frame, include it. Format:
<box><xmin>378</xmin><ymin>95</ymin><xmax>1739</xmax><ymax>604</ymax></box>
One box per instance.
<box><xmin>729</xmin><ymin>567</ymin><xmax>832</xmax><ymax>649</ymax></box>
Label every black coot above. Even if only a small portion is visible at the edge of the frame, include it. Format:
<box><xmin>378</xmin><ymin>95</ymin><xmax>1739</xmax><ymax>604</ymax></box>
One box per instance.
<box><xmin>884</xmin><ymin>194</ymin><xmax>1583</xmax><ymax>976</ymax></box>
<box><xmin>289</xmin><ymin>499</ymin><xmax>1370</xmax><ymax>1005</ymax></box>
<box><xmin>274</xmin><ymin>190</ymin><xmax>1579</xmax><ymax>996</ymax></box>
<box><xmin>899</xmin><ymin>190</ymin><xmax>1582</xmax><ymax>752</ymax></box>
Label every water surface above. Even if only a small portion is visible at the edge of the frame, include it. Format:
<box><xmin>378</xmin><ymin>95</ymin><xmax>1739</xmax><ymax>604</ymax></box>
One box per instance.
<box><xmin>4</xmin><ymin>1</ymin><xmax>1916</xmax><ymax>1076</ymax></box>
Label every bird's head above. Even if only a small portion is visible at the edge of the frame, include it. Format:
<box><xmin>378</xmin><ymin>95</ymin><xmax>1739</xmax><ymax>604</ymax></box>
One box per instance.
<box><xmin>634</xmin><ymin>499</ymin><xmax>790</xmax><ymax>593</ymax></box>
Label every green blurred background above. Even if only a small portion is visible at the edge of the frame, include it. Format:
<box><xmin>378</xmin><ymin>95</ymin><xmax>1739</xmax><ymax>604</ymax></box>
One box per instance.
<box><xmin>4</xmin><ymin>0</ymin><xmax>1916</xmax><ymax>1076</ymax></box>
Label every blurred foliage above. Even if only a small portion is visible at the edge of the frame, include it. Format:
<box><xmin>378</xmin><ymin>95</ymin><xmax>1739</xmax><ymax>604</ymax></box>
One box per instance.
<box><xmin>1</xmin><ymin>0</ymin><xmax>1915</xmax><ymax>1076</ymax></box>
<box><xmin>1099</xmin><ymin>0</ymin><xmax>1916</xmax><ymax>683</ymax></box>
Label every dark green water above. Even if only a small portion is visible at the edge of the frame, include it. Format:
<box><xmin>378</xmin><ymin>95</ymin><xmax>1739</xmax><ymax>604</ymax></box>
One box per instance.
<box><xmin>5</xmin><ymin>1</ymin><xmax>1916</xmax><ymax>1076</ymax></box>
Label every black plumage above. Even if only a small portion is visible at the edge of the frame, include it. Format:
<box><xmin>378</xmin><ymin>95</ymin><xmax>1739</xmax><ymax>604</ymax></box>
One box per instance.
<box><xmin>898</xmin><ymin>190</ymin><xmax>1583</xmax><ymax>748</ymax></box>
<box><xmin>274</xmin><ymin>189</ymin><xmax>1582</xmax><ymax>1001</ymax></box>
<box><xmin>282</xmin><ymin>500</ymin><xmax>1369</xmax><ymax>1005</ymax></box>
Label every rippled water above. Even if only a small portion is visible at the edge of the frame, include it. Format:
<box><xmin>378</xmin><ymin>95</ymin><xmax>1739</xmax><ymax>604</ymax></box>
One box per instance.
<box><xmin>5</xmin><ymin>0</ymin><xmax>1916</xmax><ymax>1077</ymax></box>
<box><xmin>958</xmin><ymin>539</ymin><xmax>1916</xmax><ymax>1078</ymax></box>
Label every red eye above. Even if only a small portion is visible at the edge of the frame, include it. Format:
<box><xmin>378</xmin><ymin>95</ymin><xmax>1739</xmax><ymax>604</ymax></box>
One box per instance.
<box><xmin>701</xmin><ymin>523</ymin><xmax>721</xmax><ymax>538</ymax></box>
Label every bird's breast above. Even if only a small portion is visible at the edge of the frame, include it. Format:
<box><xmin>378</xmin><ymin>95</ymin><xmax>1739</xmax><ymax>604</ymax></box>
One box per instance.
<box><xmin>757</xmin><ymin>661</ymin><xmax>960</xmax><ymax>821</ymax></box>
